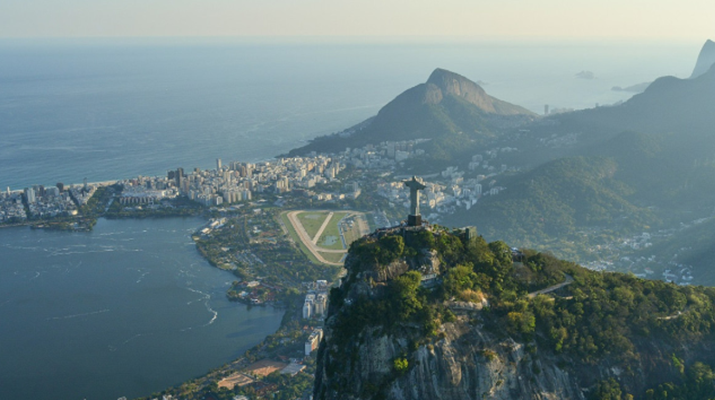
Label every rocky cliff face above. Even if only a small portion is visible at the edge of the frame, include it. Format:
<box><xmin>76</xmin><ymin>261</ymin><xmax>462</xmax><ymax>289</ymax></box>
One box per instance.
<box><xmin>424</xmin><ymin>68</ymin><xmax>533</xmax><ymax>116</ymax></box>
<box><xmin>315</xmin><ymin>314</ymin><xmax>586</xmax><ymax>400</ymax></box>
<box><xmin>313</xmin><ymin>228</ymin><xmax>587</xmax><ymax>400</ymax></box>
<box><xmin>314</xmin><ymin>228</ymin><xmax>715</xmax><ymax>400</ymax></box>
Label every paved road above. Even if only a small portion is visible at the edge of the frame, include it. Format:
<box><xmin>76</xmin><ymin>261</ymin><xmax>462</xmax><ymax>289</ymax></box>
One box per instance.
<box><xmin>312</xmin><ymin>212</ymin><xmax>334</xmax><ymax>244</ymax></box>
<box><xmin>528</xmin><ymin>274</ymin><xmax>574</xmax><ymax>299</ymax></box>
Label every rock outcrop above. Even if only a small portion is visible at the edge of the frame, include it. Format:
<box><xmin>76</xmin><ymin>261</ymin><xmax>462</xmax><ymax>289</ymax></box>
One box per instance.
<box><xmin>315</xmin><ymin>316</ymin><xmax>585</xmax><ymax>400</ymax></box>
<box><xmin>423</xmin><ymin>68</ymin><xmax>534</xmax><ymax>115</ymax></box>
<box><xmin>314</xmin><ymin>228</ymin><xmax>588</xmax><ymax>400</ymax></box>
<box><xmin>314</xmin><ymin>227</ymin><xmax>715</xmax><ymax>400</ymax></box>
<box><xmin>690</xmin><ymin>39</ymin><xmax>715</xmax><ymax>79</ymax></box>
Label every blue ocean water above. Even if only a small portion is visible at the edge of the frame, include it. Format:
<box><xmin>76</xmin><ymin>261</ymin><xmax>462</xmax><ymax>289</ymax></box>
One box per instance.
<box><xmin>0</xmin><ymin>38</ymin><xmax>699</xmax><ymax>190</ymax></box>
<box><xmin>0</xmin><ymin>217</ymin><xmax>284</xmax><ymax>400</ymax></box>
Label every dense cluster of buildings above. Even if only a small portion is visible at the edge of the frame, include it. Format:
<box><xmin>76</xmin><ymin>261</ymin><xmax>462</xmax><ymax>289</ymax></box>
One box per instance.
<box><xmin>0</xmin><ymin>182</ymin><xmax>100</xmax><ymax>222</ymax></box>
<box><xmin>117</xmin><ymin>155</ymin><xmax>347</xmax><ymax>208</ymax></box>
<box><xmin>0</xmin><ymin>189</ymin><xmax>27</xmax><ymax>222</ymax></box>
<box><xmin>25</xmin><ymin>185</ymin><xmax>79</xmax><ymax>218</ymax></box>
<box><xmin>2</xmin><ymin>137</ymin><xmax>519</xmax><ymax>232</ymax></box>
<box><xmin>374</xmin><ymin>147</ymin><xmax>516</xmax><ymax>222</ymax></box>
<box><xmin>302</xmin><ymin>280</ymin><xmax>329</xmax><ymax>320</ymax></box>
<box><xmin>1</xmin><ymin>132</ymin><xmax>523</xmax><ymax>236</ymax></box>
<box><xmin>330</xmin><ymin>139</ymin><xmax>428</xmax><ymax>170</ymax></box>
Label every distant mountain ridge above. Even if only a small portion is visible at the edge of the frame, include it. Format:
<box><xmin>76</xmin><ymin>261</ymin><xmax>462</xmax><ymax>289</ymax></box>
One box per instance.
<box><xmin>445</xmin><ymin>155</ymin><xmax>658</xmax><ymax>253</ymax></box>
<box><xmin>442</xmin><ymin>40</ymin><xmax>715</xmax><ymax>258</ymax></box>
<box><xmin>288</xmin><ymin>68</ymin><xmax>535</xmax><ymax>157</ymax></box>
<box><xmin>546</xmin><ymin>58</ymin><xmax>715</xmax><ymax>140</ymax></box>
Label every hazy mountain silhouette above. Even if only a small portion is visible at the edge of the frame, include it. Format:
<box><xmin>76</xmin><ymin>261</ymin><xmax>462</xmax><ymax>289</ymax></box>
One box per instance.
<box><xmin>550</xmin><ymin>60</ymin><xmax>715</xmax><ymax>139</ymax></box>
<box><xmin>690</xmin><ymin>39</ymin><xmax>715</xmax><ymax>78</ymax></box>
<box><xmin>288</xmin><ymin>68</ymin><xmax>535</xmax><ymax>156</ymax></box>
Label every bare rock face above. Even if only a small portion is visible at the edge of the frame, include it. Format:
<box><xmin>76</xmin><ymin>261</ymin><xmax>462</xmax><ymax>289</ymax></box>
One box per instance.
<box><xmin>374</xmin><ymin>260</ymin><xmax>411</xmax><ymax>283</ymax></box>
<box><xmin>426</xmin><ymin>69</ymin><xmax>491</xmax><ymax>111</ymax></box>
<box><xmin>316</xmin><ymin>228</ymin><xmax>715</xmax><ymax>400</ymax></box>
<box><xmin>424</xmin><ymin>68</ymin><xmax>533</xmax><ymax>116</ymax></box>
<box><xmin>314</xmin><ymin>231</ymin><xmax>586</xmax><ymax>400</ymax></box>
<box><xmin>349</xmin><ymin>258</ymin><xmax>410</xmax><ymax>284</ymax></box>
<box><xmin>314</xmin><ymin>314</ymin><xmax>586</xmax><ymax>400</ymax></box>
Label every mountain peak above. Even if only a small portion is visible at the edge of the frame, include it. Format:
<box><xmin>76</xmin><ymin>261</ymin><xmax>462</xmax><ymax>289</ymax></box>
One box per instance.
<box><xmin>690</xmin><ymin>39</ymin><xmax>715</xmax><ymax>78</ymax></box>
<box><xmin>423</xmin><ymin>68</ymin><xmax>531</xmax><ymax>116</ymax></box>
<box><xmin>426</xmin><ymin>68</ymin><xmax>481</xmax><ymax>88</ymax></box>
<box><xmin>425</xmin><ymin>68</ymin><xmax>488</xmax><ymax>105</ymax></box>
<box><xmin>287</xmin><ymin>68</ymin><xmax>535</xmax><ymax>157</ymax></box>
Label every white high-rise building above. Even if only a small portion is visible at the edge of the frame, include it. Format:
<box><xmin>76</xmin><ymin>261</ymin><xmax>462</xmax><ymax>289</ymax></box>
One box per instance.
<box><xmin>25</xmin><ymin>188</ymin><xmax>36</xmax><ymax>204</ymax></box>
<box><xmin>302</xmin><ymin>301</ymin><xmax>312</xmax><ymax>319</ymax></box>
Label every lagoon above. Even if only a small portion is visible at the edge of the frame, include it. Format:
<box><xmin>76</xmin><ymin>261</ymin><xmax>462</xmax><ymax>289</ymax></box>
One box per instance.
<box><xmin>0</xmin><ymin>217</ymin><xmax>283</xmax><ymax>400</ymax></box>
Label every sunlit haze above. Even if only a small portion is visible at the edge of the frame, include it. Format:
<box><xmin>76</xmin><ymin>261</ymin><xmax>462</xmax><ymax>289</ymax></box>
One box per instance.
<box><xmin>1</xmin><ymin>0</ymin><xmax>713</xmax><ymax>40</ymax></box>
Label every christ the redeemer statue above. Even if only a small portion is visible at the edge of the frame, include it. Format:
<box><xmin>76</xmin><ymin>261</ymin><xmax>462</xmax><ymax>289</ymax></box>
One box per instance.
<box><xmin>404</xmin><ymin>176</ymin><xmax>426</xmax><ymax>226</ymax></box>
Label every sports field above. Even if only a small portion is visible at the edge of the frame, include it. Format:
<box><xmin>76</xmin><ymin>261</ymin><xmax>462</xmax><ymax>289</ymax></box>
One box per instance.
<box><xmin>283</xmin><ymin>210</ymin><xmax>369</xmax><ymax>266</ymax></box>
<box><xmin>317</xmin><ymin>212</ymin><xmax>348</xmax><ymax>250</ymax></box>
<box><xmin>319</xmin><ymin>252</ymin><xmax>346</xmax><ymax>264</ymax></box>
<box><xmin>296</xmin><ymin>211</ymin><xmax>330</xmax><ymax>240</ymax></box>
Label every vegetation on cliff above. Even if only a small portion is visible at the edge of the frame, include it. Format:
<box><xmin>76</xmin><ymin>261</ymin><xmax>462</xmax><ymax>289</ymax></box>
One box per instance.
<box><xmin>317</xmin><ymin>228</ymin><xmax>715</xmax><ymax>400</ymax></box>
<box><xmin>468</xmin><ymin>156</ymin><xmax>657</xmax><ymax>248</ymax></box>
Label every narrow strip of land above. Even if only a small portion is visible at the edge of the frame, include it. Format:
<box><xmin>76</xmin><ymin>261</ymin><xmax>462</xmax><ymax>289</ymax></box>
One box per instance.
<box><xmin>312</xmin><ymin>212</ymin><xmax>334</xmax><ymax>244</ymax></box>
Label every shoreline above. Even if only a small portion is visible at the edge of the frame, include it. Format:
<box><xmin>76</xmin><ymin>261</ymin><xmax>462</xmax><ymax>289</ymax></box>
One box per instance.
<box><xmin>4</xmin><ymin>179</ymin><xmax>119</xmax><ymax>194</ymax></box>
<box><xmin>3</xmin><ymin>163</ymin><xmax>346</xmax><ymax>399</ymax></box>
<box><xmin>0</xmin><ymin>222</ymin><xmax>28</xmax><ymax>229</ymax></box>
<box><xmin>3</xmin><ymin>151</ymin><xmax>283</xmax><ymax>193</ymax></box>
<box><xmin>0</xmin><ymin>215</ymin><xmax>286</xmax><ymax>400</ymax></box>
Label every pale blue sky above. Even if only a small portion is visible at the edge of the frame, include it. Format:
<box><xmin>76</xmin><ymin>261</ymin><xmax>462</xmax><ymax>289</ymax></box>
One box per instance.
<box><xmin>0</xmin><ymin>0</ymin><xmax>712</xmax><ymax>40</ymax></box>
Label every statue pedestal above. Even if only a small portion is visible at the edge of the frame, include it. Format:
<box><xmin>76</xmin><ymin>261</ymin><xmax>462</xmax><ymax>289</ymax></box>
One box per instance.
<box><xmin>407</xmin><ymin>215</ymin><xmax>422</xmax><ymax>227</ymax></box>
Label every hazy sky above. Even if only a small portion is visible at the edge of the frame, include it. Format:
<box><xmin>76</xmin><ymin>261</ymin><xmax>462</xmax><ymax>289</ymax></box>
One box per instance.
<box><xmin>1</xmin><ymin>0</ymin><xmax>713</xmax><ymax>40</ymax></box>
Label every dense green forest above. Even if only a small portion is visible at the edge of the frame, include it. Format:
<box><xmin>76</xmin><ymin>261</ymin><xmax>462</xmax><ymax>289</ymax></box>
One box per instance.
<box><xmin>326</xmin><ymin>228</ymin><xmax>715</xmax><ymax>399</ymax></box>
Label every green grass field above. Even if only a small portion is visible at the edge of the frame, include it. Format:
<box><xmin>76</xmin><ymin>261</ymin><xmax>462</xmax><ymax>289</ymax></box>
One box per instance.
<box><xmin>319</xmin><ymin>252</ymin><xmax>346</xmax><ymax>264</ymax></box>
<box><xmin>341</xmin><ymin>214</ymin><xmax>366</xmax><ymax>247</ymax></box>
<box><xmin>318</xmin><ymin>212</ymin><xmax>348</xmax><ymax>250</ymax></box>
<box><xmin>280</xmin><ymin>212</ymin><xmax>321</xmax><ymax>265</ymax></box>
<box><xmin>282</xmin><ymin>210</ymin><xmax>367</xmax><ymax>266</ymax></box>
<box><xmin>296</xmin><ymin>212</ymin><xmax>330</xmax><ymax>240</ymax></box>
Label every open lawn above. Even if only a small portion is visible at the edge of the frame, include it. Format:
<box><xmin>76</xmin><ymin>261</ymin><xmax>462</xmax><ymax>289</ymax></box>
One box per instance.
<box><xmin>342</xmin><ymin>213</ymin><xmax>368</xmax><ymax>247</ymax></box>
<box><xmin>296</xmin><ymin>212</ymin><xmax>330</xmax><ymax>239</ymax></box>
<box><xmin>318</xmin><ymin>212</ymin><xmax>348</xmax><ymax>250</ymax></box>
<box><xmin>320</xmin><ymin>252</ymin><xmax>346</xmax><ymax>264</ymax></box>
<box><xmin>280</xmin><ymin>212</ymin><xmax>321</xmax><ymax>265</ymax></box>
